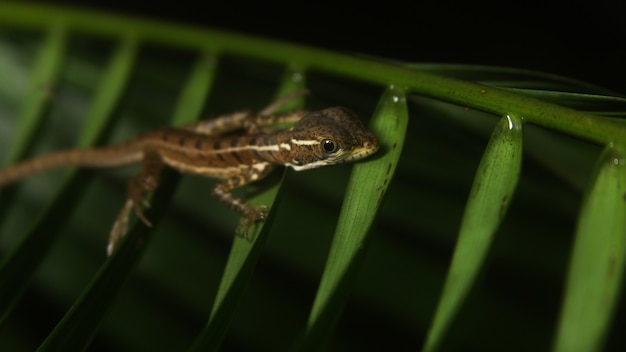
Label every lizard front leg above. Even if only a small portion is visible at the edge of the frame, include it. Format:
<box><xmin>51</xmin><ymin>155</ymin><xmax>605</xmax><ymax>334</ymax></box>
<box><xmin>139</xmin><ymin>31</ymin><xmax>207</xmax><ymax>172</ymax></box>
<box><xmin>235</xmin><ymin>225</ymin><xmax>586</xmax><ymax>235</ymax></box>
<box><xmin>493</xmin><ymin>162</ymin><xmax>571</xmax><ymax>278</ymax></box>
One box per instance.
<box><xmin>108</xmin><ymin>150</ymin><xmax>165</xmax><ymax>255</ymax></box>
<box><xmin>182</xmin><ymin>109</ymin><xmax>309</xmax><ymax>137</ymax></box>
<box><xmin>181</xmin><ymin>89</ymin><xmax>310</xmax><ymax>137</ymax></box>
<box><xmin>211</xmin><ymin>163</ymin><xmax>276</xmax><ymax>239</ymax></box>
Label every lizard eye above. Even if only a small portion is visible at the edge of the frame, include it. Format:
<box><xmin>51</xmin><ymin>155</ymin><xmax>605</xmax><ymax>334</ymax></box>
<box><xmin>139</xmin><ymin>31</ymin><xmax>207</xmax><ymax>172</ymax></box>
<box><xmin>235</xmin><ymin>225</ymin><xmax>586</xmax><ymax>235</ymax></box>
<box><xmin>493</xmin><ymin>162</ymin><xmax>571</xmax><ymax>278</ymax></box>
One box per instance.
<box><xmin>322</xmin><ymin>139</ymin><xmax>339</xmax><ymax>154</ymax></box>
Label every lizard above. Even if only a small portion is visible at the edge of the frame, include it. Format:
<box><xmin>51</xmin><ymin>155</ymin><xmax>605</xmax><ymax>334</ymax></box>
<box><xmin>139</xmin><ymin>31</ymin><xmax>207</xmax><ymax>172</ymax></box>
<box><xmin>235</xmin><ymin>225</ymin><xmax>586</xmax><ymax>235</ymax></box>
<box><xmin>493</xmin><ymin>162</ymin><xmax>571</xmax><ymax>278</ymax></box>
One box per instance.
<box><xmin>0</xmin><ymin>92</ymin><xmax>379</xmax><ymax>254</ymax></box>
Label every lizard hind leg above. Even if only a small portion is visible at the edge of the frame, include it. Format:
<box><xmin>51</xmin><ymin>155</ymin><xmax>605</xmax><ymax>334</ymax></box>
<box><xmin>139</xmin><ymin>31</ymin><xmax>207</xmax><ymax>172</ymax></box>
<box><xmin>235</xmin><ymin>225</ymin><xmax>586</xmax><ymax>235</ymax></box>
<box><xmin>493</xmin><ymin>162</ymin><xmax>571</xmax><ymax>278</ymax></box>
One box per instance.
<box><xmin>108</xmin><ymin>150</ymin><xmax>165</xmax><ymax>255</ymax></box>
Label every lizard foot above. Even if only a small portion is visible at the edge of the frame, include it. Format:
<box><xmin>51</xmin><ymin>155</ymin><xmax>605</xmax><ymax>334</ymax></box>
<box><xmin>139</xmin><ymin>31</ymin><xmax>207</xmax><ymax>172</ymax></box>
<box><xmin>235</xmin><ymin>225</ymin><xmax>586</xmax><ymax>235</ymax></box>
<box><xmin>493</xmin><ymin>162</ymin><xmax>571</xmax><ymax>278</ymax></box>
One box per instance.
<box><xmin>107</xmin><ymin>197</ymin><xmax>153</xmax><ymax>256</ymax></box>
<box><xmin>235</xmin><ymin>205</ymin><xmax>268</xmax><ymax>240</ymax></box>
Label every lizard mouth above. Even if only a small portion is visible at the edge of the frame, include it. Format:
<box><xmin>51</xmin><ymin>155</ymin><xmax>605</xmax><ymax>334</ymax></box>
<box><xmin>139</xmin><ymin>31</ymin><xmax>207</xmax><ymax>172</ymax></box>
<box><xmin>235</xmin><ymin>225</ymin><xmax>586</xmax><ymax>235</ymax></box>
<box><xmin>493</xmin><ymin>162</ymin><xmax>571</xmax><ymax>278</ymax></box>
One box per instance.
<box><xmin>344</xmin><ymin>141</ymin><xmax>380</xmax><ymax>163</ymax></box>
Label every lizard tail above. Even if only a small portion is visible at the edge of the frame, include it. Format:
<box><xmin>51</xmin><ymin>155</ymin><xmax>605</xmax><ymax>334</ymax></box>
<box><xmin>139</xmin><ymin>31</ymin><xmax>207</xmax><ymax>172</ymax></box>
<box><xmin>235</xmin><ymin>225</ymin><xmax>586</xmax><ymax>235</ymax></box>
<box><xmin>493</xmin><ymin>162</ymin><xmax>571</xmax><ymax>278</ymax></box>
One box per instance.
<box><xmin>0</xmin><ymin>146</ymin><xmax>143</xmax><ymax>188</ymax></box>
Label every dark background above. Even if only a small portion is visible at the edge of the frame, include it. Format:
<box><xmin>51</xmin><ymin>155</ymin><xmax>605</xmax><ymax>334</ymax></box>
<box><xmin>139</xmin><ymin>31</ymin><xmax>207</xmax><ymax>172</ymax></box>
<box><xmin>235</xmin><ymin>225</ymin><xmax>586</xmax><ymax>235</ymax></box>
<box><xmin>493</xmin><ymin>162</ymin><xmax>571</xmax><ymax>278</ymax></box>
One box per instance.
<box><xmin>46</xmin><ymin>1</ymin><xmax>626</xmax><ymax>94</ymax></box>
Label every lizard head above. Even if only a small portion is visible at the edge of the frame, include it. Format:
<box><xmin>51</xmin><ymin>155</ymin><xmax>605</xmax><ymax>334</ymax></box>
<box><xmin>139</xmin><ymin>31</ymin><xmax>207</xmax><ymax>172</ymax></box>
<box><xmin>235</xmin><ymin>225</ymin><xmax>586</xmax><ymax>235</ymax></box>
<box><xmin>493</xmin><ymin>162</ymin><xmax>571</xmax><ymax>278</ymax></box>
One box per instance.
<box><xmin>284</xmin><ymin>107</ymin><xmax>379</xmax><ymax>171</ymax></box>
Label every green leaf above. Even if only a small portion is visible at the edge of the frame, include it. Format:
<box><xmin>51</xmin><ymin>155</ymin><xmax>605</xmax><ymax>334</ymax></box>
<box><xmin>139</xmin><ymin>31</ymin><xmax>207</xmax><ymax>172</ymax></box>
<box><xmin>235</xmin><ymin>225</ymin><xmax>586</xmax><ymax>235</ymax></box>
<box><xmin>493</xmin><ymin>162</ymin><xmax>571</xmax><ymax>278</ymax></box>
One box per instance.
<box><xmin>38</xmin><ymin>171</ymin><xmax>180</xmax><ymax>351</ymax></box>
<box><xmin>404</xmin><ymin>63</ymin><xmax>618</xmax><ymax>94</ymax></box>
<box><xmin>171</xmin><ymin>52</ymin><xmax>218</xmax><ymax>125</ymax></box>
<box><xmin>293</xmin><ymin>85</ymin><xmax>408</xmax><ymax>351</ymax></box>
<box><xmin>189</xmin><ymin>65</ymin><xmax>307</xmax><ymax>351</ymax></box>
<box><xmin>37</xmin><ymin>46</ymin><xmax>218</xmax><ymax>351</ymax></box>
<box><xmin>423</xmin><ymin>114</ymin><xmax>523</xmax><ymax>352</ymax></box>
<box><xmin>0</xmin><ymin>36</ymin><xmax>138</xmax><ymax>324</ymax></box>
<box><xmin>553</xmin><ymin>145</ymin><xmax>626</xmax><ymax>352</ymax></box>
<box><xmin>2</xmin><ymin>24</ymin><xmax>67</xmax><ymax>165</ymax></box>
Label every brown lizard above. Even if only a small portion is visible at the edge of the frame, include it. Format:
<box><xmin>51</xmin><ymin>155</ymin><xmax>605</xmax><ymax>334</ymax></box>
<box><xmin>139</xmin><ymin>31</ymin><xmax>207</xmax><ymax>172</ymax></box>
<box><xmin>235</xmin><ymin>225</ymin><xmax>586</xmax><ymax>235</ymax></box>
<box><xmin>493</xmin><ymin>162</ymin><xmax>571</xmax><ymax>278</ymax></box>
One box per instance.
<box><xmin>0</xmin><ymin>93</ymin><xmax>379</xmax><ymax>254</ymax></box>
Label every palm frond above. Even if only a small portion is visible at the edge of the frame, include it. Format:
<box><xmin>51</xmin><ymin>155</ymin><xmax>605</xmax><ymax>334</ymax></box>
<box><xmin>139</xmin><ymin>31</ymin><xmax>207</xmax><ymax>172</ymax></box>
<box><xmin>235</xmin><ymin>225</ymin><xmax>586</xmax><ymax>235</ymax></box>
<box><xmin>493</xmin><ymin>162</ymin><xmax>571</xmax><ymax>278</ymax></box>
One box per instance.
<box><xmin>0</xmin><ymin>3</ymin><xmax>625</xmax><ymax>351</ymax></box>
